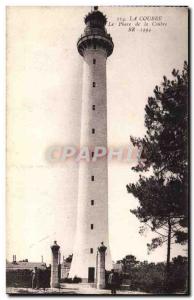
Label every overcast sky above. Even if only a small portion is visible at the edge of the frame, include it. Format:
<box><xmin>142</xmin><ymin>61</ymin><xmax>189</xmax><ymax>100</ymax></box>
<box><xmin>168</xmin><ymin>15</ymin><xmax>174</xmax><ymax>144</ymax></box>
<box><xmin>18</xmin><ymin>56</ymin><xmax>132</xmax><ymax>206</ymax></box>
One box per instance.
<box><xmin>7</xmin><ymin>6</ymin><xmax>188</xmax><ymax>264</ymax></box>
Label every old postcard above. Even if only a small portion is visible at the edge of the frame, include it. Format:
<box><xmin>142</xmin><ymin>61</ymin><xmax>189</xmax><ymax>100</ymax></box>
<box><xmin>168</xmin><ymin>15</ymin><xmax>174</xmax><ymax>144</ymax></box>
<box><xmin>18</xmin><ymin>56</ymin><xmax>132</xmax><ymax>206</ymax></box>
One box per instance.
<box><xmin>6</xmin><ymin>6</ymin><xmax>189</xmax><ymax>295</ymax></box>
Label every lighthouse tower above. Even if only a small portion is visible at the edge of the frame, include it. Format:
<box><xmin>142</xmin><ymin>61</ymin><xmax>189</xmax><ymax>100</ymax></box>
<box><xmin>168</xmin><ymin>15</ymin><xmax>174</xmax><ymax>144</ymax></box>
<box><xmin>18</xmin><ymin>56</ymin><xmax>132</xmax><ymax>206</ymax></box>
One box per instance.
<box><xmin>69</xmin><ymin>7</ymin><xmax>114</xmax><ymax>282</ymax></box>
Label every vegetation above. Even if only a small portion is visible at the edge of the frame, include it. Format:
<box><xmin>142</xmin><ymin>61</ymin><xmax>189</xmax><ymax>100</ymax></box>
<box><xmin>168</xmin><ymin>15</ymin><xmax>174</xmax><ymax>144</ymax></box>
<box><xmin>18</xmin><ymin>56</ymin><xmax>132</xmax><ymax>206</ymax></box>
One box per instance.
<box><xmin>118</xmin><ymin>255</ymin><xmax>188</xmax><ymax>294</ymax></box>
<box><xmin>65</xmin><ymin>254</ymin><xmax>73</xmax><ymax>263</ymax></box>
<box><xmin>61</xmin><ymin>276</ymin><xmax>82</xmax><ymax>284</ymax></box>
<box><xmin>126</xmin><ymin>62</ymin><xmax>189</xmax><ymax>291</ymax></box>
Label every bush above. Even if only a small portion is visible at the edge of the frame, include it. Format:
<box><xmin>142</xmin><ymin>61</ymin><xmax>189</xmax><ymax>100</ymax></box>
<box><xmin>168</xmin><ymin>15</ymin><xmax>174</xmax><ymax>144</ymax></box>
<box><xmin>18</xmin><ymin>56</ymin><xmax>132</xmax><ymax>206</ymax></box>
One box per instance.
<box><xmin>73</xmin><ymin>276</ymin><xmax>82</xmax><ymax>283</ymax></box>
<box><xmin>60</xmin><ymin>276</ymin><xmax>82</xmax><ymax>284</ymax></box>
<box><xmin>119</xmin><ymin>257</ymin><xmax>188</xmax><ymax>294</ymax></box>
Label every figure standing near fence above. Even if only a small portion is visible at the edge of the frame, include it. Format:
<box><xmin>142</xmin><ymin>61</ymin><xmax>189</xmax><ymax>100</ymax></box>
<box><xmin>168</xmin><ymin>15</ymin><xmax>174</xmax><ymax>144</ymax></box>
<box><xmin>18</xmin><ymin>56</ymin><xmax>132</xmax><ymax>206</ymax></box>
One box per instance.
<box><xmin>32</xmin><ymin>267</ymin><xmax>37</xmax><ymax>289</ymax></box>
<box><xmin>108</xmin><ymin>269</ymin><xmax>119</xmax><ymax>294</ymax></box>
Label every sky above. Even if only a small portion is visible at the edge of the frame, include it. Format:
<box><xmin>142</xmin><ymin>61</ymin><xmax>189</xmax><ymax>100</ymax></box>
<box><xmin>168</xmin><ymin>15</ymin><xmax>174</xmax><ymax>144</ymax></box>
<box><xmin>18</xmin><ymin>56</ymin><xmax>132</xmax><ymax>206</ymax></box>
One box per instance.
<box><xmin>6</xmin><ymin>6</ymin><xmax>188</xmax><ymax>264</ymax></box>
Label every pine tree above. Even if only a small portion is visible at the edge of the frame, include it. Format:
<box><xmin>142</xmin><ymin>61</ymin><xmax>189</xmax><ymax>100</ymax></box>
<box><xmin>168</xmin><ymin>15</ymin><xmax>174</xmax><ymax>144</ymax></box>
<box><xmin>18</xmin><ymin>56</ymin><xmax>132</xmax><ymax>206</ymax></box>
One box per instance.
<box><xmin>126</xmin><ymin>62</ymin><xmax>188</xmax><ymax>291</ymax></box>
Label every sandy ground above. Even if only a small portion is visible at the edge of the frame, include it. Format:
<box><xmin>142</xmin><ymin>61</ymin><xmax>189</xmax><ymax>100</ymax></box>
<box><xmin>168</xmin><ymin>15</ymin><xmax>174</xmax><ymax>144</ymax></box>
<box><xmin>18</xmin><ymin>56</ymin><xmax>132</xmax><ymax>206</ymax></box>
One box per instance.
<box><xmin>7</xmin><ymin>283</ymin><xmax>148</xmax><ymax>295</ymax></box>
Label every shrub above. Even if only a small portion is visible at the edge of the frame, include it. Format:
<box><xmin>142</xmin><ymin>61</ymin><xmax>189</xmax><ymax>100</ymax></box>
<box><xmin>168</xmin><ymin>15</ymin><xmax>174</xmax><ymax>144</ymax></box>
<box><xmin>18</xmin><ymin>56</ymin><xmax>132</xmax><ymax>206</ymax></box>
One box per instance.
<box><xmin>60</xmin><ymin>276</ymin><xmax>82</xmax><ymax>284</ymax></box>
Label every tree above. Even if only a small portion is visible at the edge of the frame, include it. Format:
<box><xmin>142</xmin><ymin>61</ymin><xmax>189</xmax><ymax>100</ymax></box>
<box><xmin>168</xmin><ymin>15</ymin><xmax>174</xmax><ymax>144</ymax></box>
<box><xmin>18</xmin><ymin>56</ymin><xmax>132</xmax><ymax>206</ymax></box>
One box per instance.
<box><xmin>169</xmin><ymin>256</ymin><xmax>188</xmax><ymax>293</ymax></box>
<box><xmin>126</xmin><ymin>62</ymin><xmax>188</xmax><ymax>290</ymax></box>
<box><xmin>121</xmin><ymin>255</ymin><xmax>139</xmax><ymax>273</ymax></box>
<box><xmin>65</xmin><ymin>254</ymin><xmax>73</xmax><ymax>263</ymax></box>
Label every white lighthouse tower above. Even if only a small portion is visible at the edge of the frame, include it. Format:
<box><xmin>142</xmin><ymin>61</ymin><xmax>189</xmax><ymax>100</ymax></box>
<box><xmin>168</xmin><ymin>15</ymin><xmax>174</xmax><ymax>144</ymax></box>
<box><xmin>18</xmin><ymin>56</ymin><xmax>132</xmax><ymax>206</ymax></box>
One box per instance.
<box><xmin>69</xmin><ymin>7</ymin><xmax>114</xmax><ymax>282</ymax></box>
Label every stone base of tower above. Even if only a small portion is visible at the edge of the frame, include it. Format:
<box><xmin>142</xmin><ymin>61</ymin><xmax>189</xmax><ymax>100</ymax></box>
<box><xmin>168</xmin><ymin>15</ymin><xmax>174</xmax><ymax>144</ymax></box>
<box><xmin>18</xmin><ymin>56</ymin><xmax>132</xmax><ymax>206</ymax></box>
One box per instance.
<box><xmin>69</xmin><ymin>247</ymin><xmax>112</xmax><ymax>283</ymax></box>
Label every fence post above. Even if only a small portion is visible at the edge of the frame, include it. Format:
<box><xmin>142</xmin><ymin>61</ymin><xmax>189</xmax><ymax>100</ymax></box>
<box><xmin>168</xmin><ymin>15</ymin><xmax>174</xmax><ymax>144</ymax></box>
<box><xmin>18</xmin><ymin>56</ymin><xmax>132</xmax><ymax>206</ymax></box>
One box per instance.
<box><xmin>50</xmin><ymin>241</ymin><xmax>60</xmax><ymax>288</ymax></box>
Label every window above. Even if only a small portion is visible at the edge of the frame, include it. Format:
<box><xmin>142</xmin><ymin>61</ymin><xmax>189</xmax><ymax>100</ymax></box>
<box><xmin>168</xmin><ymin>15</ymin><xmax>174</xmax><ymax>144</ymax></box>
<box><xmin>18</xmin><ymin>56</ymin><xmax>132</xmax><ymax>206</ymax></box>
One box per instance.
<box><xmin>91</xmin><ymin>200</ymin><xmax>94</xmax><ymax>205</ymax></box>
<box><xmin>91</xmin><ymin>224</ymin><xmax>94</xmax><ymax>230</ymax></box>
<box><xmin>92</xmin><ymin>105</ymin><xmax>95</xmax><ymax>110</ymax></box>
<box><xmin>93</xmin><ymin>82</ymin><xmax>96</xmax><ymax>87</ymax></box>
<box><xmin>91</xmin><ymin>175</ymin><xmax>94</xmax><ymax>181</ymax></box>
<box><xmin>92</xmin><ymin>128</ymin><xmax>95</xmax><ymax>134</ymax></box>
<box><xmin>90</xmin><ymin>248</ymin><xmax>93</xmax><ymax>254</ymax></box>
<box><xmin>91</xmin><ymin>151</ymin><xmax>94</xmax><ymax>158</ymax></box>
<box><xmin>93</xmin><ymin>58</ymin><xmax>96</xmax><ymax>64</ymax></box>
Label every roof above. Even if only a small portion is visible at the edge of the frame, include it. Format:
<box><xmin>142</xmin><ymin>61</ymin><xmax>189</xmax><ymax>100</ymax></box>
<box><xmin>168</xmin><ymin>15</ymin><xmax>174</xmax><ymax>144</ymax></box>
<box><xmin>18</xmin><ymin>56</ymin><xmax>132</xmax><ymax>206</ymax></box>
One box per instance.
<box><xmin>84</xmin><ymin>10</ymin><xmax>107</xmax><ymax>26</ymax></box>
<box><xmin>6</xmin><ymin>261</ymin><xmax>47</xmax><ymax>270</ymax></box>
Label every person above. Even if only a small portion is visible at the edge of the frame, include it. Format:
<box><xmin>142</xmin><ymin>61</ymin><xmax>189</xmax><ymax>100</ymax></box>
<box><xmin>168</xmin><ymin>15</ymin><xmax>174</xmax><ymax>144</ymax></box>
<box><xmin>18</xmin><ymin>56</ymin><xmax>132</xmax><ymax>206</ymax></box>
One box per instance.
<box><xmin>108</xmin><ymin>269</ymin><xmax>118</xmax><ymax>295</ymax></box>
<box><xmin>32</xmin><ymin>267</ymin><xmax>37</xmax><ymax>289</ymax></box>
<box><xmin>36</xmin><ymin>268</ymin><xmax>40</xmax><ymax>289</ymax></box>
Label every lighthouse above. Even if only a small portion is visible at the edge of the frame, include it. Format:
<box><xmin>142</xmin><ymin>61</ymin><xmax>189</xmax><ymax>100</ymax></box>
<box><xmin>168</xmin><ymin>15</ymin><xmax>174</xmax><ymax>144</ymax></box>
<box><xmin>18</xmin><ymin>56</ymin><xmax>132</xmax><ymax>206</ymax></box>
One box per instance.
<box><xmin>69</xmin><ymin>7</ymin><xmax>114</xmax><ymax>282</ymax></box>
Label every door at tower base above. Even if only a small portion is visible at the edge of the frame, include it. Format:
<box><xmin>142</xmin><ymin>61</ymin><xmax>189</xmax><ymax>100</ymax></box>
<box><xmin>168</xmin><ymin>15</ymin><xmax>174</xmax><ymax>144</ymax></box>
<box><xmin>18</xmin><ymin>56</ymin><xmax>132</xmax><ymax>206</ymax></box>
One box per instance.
<box><xmin>88</xmin><ymin>267</ymin><xmax>95</xmax><ymax>283</ymax></box>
